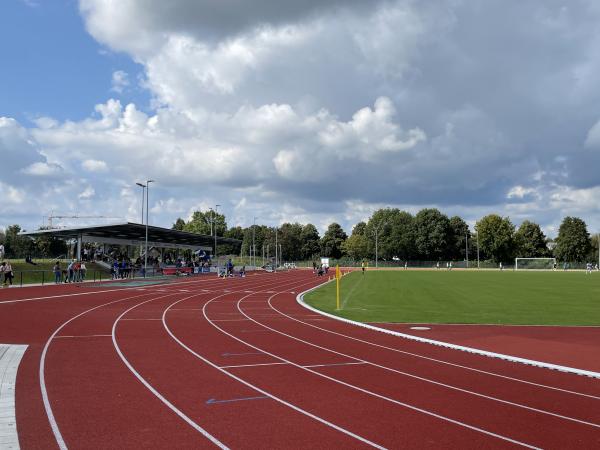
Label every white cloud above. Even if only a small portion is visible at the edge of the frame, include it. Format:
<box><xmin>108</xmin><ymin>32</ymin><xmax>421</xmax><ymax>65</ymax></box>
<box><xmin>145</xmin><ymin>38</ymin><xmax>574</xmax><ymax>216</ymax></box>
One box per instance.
<box><xmin>110</xmin><ymin>70</ymin><xmax>130</xmax><ymax>93</ymax></box>
<box><xmin>21</xmin><ymin>162</ymin><xmax>63</xmax><ymax>176</ymax></box>
<box><xmin>82</xmin><ymin>159</ymin><xmax>108</xmax><ymax>172</ymax></box>
<box><xmin>78</xmin><ymin>186</ymin><xmax>96</xmax><ymax>199</ymax></box>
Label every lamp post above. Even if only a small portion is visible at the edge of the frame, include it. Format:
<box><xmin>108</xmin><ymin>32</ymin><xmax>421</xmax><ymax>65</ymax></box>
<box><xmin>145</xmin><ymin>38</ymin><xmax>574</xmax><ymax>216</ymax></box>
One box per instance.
<box><xmin>275</xmin><ymin>227</ymin><xmax>278</xmax><ymax>272</ymax></box>
<box><xmin>373</xmin><ymin>221</ymin><xmax>387</xmax><ymax>268</ymax></box>
<box><xmin>135</xmin><ymin>183</ymin><xmax>146</xmax><ymax>224</ymax></box>
<box><xmin>476</xmin><ymin>231</ymin><xmax>480</xmax><ymax>269</ymax></box>
<box><xmin>136</xmin><ymin>182</ymin><xmax>146</xmax><ymax>263</ymax></box>
<box><xmin>214</xmin><ymin>204</ymin><xmax>220</xmax><ymax>269</ymax></box>
<box><xmin>465</xmin><ymin>231</ymin><xmax>469</xmax><ymax>269</ymax></box>
<box><xmin>252</xmin><ymin>216</ymin><xmax>257</xmax><ymax>268</ymax></box>
<box><xmin>144</xmin><ymin>179</ymin><xmax>155</xmax><ymax>277</ymax></box>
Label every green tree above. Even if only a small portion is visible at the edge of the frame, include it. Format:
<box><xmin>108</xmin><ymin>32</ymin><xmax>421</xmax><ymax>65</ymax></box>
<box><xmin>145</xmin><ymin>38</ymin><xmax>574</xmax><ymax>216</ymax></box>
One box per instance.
<box><xmin>343</xmin><ymin>222</ymin><xmax>370</xmax><ymax>260</ymax></box>
<box><xmin>366</xmin><ymin>209</ymin><xmax>415</xmax><ymax>260</ymax></box>
<box><xmin>413</xmin><ymin>208</ymin><xmax>451</xmax><ymax>260</ymax></box>
<box><xmin>553</xmin><ymin>217</ymin><xmax>591</xmax><ymax>262</ymax></box>
<box><xmin>300</xmin><ymin>224</ymin><xmax>321</xmax><ymax>260</ymax></box>
<box><xmin>514</xmin><ymin>221</ymin><xmax>548</xmax><ymax>257</ymax></box>
<box><xmin>183</xmin><ymin>210</ymin><xmax>226</xmax><ymax>236</ymax></box>
<box><xmin>3</xmin><ymin>225</ymin><xmax>34</xmax><ymax>258</ymax></box>
<box><xmin>34</xmin><ymin>233</ymin><xmax>68</xmax><ymax>258</ymax></box>
<box><xmin>475</xmin><ymin>214</ymin><xmax>515</xmax><ymax>263</ymax></box>
<box><xmin>172</xmin><ymin>218</ymin><xmax>185</xmax><ymax>231</ymax></box>
<box><xmin>320</xmin><ymin>223</ymin><xmax>347</xmax><ymax>259</ymax></box>
<box><xmin>448</xmin><ymin>216</ymin><xmax>470</xmax><ymax>260</ymax></box>
<box><xmin>278</xmin><ymin>223</ymin><xmax>303</xmax><ymax>261</ymax></box>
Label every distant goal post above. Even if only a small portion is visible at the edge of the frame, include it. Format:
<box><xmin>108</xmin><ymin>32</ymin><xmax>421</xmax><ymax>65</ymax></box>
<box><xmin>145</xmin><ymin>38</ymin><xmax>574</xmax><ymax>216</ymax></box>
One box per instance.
<box><xmin>514</xmin><ymin>257</ymin><xmax>557</xmax><ymax>271</ymax></box>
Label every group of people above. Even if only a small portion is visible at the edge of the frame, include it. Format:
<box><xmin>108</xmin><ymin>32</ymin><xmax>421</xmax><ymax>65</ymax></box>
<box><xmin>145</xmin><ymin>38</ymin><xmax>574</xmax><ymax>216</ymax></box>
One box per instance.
<box><xmin>218</xmin><ymin>259</ymin><xmax>246</xmax><ymax>277</ymax></box>
<box><xmin>53</xmin><ymin>260</ymin><xmax>88</xmax><ymax>284</ymax></box>
<box><xmin>313</xmin><ymin>261</ymin><xmax>329</xmax><ymax>276</ymax></box>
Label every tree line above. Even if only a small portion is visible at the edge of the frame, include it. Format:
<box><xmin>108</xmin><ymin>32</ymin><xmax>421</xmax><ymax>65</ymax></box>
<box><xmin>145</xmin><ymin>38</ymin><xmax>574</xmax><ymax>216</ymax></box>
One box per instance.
<box><xmin>171</xmin><ymin>208</ymin><xmax>599</xmax><ymax>264</ymax></box>
<box><xmin>1</xmin><ymin>208</ymin><xmax>597</xmax><ymax>263</ymax></box>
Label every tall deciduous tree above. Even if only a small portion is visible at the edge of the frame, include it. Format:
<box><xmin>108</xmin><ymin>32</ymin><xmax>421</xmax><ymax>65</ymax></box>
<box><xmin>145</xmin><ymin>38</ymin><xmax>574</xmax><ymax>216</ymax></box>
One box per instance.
<box><xmin>475</xmin><ymin>214</ymin><xmax>515</xmax><ymax>262</ymax></box>
<box><xmin>514</xmin><ymin>220</ymin><xmax>548</xmax><ymax>257</ymax></box>
<box><xmin>172</xmin><ymin>218</ymin><xmax>185</xmax><ymax>230</ymax></box>
<box><xmin>320</xmin><ymin>223</ymin><xmax>347</xmax><ymax>259</ymax></box>
<box><xmin>413</xmin><ymin>208</ymin><xmax>451</xmax><ymax>260</ymax></box>
<box><xmin>448</xmin><ymin>216</ymin><xmax>470</xmax><ymax>260</ymax></box>
<box><xmin>183</xmin><ymin>210</ymin><xmax>226</xmax><ymax>236</ymax></box>
<box><xmin>3</xmin><ymin>225</ymin><xmax>34</xmax><ymax>258</ymax></box>
<box><xmin>300</xmin><ymin>224</ymin><xmax>320</xmax><ymax>260</ymax></box>
<box><xmin>343</xmin><ymin>222</ymin><xmax>370</xmax><ymax>260</ymax></box>
<box><xmin>554</xmin><ymin>217</ymin><xmax>591</xmax><ymax>262</ymax></box>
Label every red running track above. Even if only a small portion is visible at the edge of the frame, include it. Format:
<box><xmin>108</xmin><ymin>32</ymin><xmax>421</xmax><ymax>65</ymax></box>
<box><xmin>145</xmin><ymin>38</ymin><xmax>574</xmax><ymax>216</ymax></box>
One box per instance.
<box><xmin>1</xmin><ymin>271</ymin><xmax>599</xmax><ymax>449</ymax></box>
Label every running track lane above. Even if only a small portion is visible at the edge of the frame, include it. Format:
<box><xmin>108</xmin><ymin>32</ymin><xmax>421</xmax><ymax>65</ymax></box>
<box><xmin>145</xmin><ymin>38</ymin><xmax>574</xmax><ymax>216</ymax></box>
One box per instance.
<box><xmin>238</xmin><ymin>294</ymin><xmax>600</xmax><ymax>448</ymax></box>
<box><xmin>43</xmin><ymin>272</ymin><xmax>345</xmax><ymax>448</ymax></box>
<box><xmin>166</xmin><ymin>278</ymin><xmax>525</xmax><ymax>448</ymax></box>
<box><xmin>177</xmin><ymin>271</ymin><xmax>598</xmax><ymax>448</ymax></box>
<box><xmin>7</xmin><ymin>270</ymin><xmax>600</xmax><ymax>448</ymax></box>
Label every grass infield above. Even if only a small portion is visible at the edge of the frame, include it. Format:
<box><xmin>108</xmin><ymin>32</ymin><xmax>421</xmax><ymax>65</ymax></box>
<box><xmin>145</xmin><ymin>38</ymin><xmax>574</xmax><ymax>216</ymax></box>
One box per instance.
<box><xmin>304</xmin><ymin>270</ymin><xmax>600</xmax><ymax>326</ymax></box>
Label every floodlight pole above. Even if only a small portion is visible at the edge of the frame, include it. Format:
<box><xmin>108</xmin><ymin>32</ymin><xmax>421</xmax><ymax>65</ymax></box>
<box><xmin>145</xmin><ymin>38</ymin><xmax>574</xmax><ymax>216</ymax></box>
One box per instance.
<box><xmin>144</xmin><ymin>179</ymin><xmax>155</xmax><ymax>277</ymax></box>
<box><xmin>275</xmin><ymin>227</ymin><xmax>278</xmax><ymax>272</ymax></box>
<box><xmin>214</xmin><ymin>204</ymin><xmax>220</xmax><ymax>269</ymax></box>
<box><xmin>136</xmin><ymin>182</ymin><xmax>146</xmax><ymax>261</ymax></box>
<box><xmin>476</xmin><ymin>232</ymin><xmax>480</xmax><ymax>269</ymax></box>
<box><xmin>252</xmin><ymin>216</ymin><xmax>257</xmax><ymax>268</ymax></box>
<box><xmin>465</xmin><ymin>231</ymin><xmax>469</xmax><ymax>268</ymax></box>
<box><xmin>373</xmin><ymin>221</ymin><xmax>387</xmax><ymax>268</ymax></box>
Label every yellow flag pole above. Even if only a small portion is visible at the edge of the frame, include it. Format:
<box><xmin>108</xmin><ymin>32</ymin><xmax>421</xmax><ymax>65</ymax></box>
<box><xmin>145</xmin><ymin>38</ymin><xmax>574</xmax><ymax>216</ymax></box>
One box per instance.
<box><xmin>335</xmin><ymin>265</ymin><xmax>341</xmax><ymax>310</ymax></box>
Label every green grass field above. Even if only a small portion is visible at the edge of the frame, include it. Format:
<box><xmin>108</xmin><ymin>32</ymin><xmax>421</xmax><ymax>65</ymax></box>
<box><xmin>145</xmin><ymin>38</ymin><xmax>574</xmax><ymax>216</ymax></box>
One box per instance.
<box><xmin>304</xmin><ymin>270</ymin><xmax>600</xmax><ymax>326</ymax></box>
<box><xmin>1</xmin><ymin>259</ymin><xmax>108</xmax><ymax>285</ymax></box>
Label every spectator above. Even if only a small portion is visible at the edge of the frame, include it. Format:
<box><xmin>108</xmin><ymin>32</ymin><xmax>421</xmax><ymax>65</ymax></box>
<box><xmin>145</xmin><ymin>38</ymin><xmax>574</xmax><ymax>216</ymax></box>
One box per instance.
<box><xmin>80</xmin><ymin>261</ymin><xmax>87</xmax><ymax>281</ymax></box>
<box><xmin>67</xmin><ymin>260</ymin><xmax>75</xmax><ymax>283</ymax></box>
<box><xmin>1</xmin><ymin>261</ymin><xmax>14</xmax><ymax>287</ymax></box>
<box><xmin>53</xmin><ymin>261</ymin><xmax>61</xmax><ymax>284</ymax></box>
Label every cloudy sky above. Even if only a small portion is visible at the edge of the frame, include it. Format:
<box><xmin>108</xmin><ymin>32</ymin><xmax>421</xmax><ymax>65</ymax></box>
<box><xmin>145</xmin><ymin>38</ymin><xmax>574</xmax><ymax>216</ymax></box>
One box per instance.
<box><xmin>2</xmin><ymin>0</ymin><xmax>600</xmax><ymax>237</ymax></box>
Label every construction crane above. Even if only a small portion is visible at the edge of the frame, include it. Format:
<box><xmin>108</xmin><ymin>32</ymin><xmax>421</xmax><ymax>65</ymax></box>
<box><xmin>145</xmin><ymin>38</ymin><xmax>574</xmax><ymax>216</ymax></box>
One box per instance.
<box><xmin>45</xmin><ymin>212</ymin><xmax>122</xmax><ymax>229</ymax></box>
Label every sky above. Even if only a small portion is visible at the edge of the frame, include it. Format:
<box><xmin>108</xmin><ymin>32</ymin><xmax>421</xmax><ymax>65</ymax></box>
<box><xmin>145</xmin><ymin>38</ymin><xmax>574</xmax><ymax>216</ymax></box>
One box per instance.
<box><xmin>2</xmin><ymin>0</ymin><xmax>600</xmax><ymax>238</ymax></box>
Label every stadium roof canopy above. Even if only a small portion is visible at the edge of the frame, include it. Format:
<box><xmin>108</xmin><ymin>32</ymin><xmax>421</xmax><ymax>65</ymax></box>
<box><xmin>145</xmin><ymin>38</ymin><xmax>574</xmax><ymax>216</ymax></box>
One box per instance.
<box><xmin>20</xmin><ymin>222</ymin><xmax>240</xmax><ymax>252</ymax></box>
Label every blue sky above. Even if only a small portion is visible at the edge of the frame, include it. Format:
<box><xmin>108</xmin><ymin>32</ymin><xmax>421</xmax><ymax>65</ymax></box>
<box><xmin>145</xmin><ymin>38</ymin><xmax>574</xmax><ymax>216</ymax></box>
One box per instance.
<box><xmin>1</xmin><ymin>0</ymin><xmax>600</xmax><ymax>237</ymax></box>
<box><xmin>0</xmin><ymin>0</ymin><xmax>148</xmax><ymax>125</ymax></box>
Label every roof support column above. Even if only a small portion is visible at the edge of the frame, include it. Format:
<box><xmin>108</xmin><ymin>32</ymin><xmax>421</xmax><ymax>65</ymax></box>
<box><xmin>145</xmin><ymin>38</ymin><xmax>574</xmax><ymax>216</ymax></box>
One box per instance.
<box><xmin>77</xmin><ymin>234</ymin><xmax>82</xmax><ymax>261</ymax></box>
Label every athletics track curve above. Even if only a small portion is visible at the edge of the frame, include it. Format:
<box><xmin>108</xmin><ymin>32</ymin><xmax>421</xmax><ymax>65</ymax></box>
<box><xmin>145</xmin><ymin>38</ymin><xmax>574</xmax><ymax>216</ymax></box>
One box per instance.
<box><xmin>0</xmin><ymin>270</ymin><xmax>598</xmax><ymax>448</ymax></box>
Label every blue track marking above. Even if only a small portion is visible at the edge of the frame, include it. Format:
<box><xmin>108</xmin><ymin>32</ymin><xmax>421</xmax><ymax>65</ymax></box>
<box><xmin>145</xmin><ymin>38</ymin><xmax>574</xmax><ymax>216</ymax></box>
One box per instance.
<box><xmin>206</xmin><ymin>396</ymin><xmax>269</xmax><ymax>405</ymax></box>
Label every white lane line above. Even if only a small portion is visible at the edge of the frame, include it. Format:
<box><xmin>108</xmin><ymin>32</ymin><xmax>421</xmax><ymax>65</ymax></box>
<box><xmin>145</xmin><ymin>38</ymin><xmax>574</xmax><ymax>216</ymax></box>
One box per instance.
<box><xmin>112</xmin><ymin>294</ymin><xmax>230</xmax><ymax>450</ymax></box>
<box><xmin>107</xmin><ymin>276</ymin><xmax>308</xmax><ymax>448</ymax></box>
<box><xmin>54</xmin><ymin>335</ymin><xmax>112</xmax><ymax>339</ymax></box>
<box><xmin>219</xmin><ymin>362</ymin><xmax>288</xmax><ymax>369</ymax></box>
<box><xmin>163</xmin><ymin>289</ymin><xmax>385</xmax><ymax>449</ymax></box>
<box><xmin>211</xmin><ymin>319</ymin><xmax>251</xmax><ymax>322</ymax></box>
<box><xmin>228</xmin><ymin>297</ymin><xmax>541</xmax><ymax>448</ymax></box>
<box><xmin>259</xmin><ymin>298</ymin><xmax>600</xmax><ymax>429</ymax></box>
<box><xmin>295</xmin><ymin>287</ymin><xmax>600</xmax><ymax>394</ymax></box>
<box><xmin>121</xmin><ymin>318</ymin><xmax>162</xmax><ymax>321</ymax></box>
<box><xmin>297</xmin><ymin>285</ymin><xmax>600</xmax><ymax>379</ymax></box>
<box><xmin>0</xmin><ymin>344</ymin><xmax>27</xmax><ymax>450</ymax></box>
<box><xmin>303</xmin><ymin>362</ymin><xmax>366</xmax><ymax>368</ymax></box>
<box><xmin>39</xmin><ymin>291</ymin><xmax>155</xmax><ymax>450</ymax></box>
